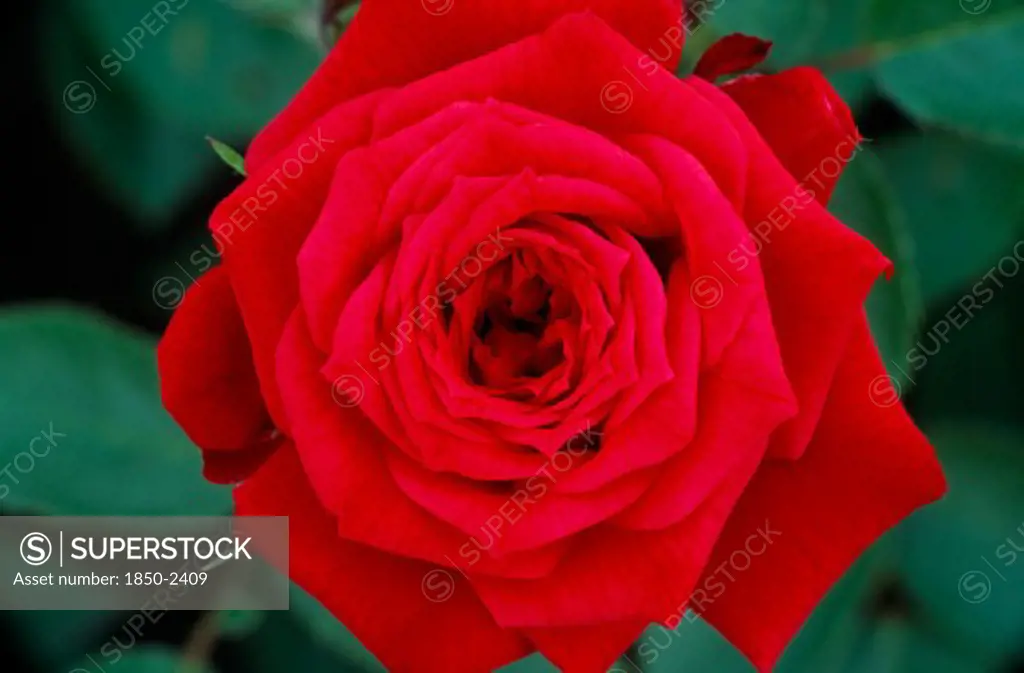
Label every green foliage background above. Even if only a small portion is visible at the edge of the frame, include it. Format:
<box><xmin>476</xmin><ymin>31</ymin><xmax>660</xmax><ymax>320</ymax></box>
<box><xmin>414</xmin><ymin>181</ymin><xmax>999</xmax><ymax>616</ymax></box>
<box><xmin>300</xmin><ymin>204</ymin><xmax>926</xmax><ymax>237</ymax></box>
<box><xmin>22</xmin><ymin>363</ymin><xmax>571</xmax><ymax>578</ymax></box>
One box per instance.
<box><xmin>2</xmin><ymin>0</ymin><xmax>1022</xmax><ymax>671</ymax></box>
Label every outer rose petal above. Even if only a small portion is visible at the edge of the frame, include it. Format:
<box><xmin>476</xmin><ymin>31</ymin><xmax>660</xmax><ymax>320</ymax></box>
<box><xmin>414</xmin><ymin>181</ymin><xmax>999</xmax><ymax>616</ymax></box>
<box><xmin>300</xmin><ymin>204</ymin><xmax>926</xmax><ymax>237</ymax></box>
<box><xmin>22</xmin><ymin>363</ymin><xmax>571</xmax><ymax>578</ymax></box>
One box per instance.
<box><xmin>524</xmin><ymin>623</ymin><xmax>647</xmax><ymax>673</ymax></box>
<box><xmin>215</xmin><ymin>92</ymin><xmax>385</xmax><ymax>428</ymax></box>
<box><xmin>688</xmin><ymin>77</ymin><xmax>888</xmax><ymax>461</ymax></box>
<box><xmin>234</xmin><ymin>443</ymin><xmax>532</xmax><ymax>673</ymax></box>
<box><xmin>197</xmin><ymin>440</ymin><xmax>280</xmax><ymax>485</ymax></box>
<box><xmin>721</xmin><ymin>66</ymin><xmax>861</xmax><ymax>205</ymax></box>
<box><xmin>156</xmin><ymin>266</ymin><xmax>273</xmax><ymax>482</ymax></box>
<box><xmin>371</xmin><ymin>13</ymin><xmax>748</xmax><ymax>208</ymax></box>
<box><xmin>698</xmin><ymin>317</ymin><xmax>946</xmax><ymax>671</ymax></box>
<box><xmin>247</xmin><ymin>0</ymin><xmax>685</xmax><ymax>168</ymax></box>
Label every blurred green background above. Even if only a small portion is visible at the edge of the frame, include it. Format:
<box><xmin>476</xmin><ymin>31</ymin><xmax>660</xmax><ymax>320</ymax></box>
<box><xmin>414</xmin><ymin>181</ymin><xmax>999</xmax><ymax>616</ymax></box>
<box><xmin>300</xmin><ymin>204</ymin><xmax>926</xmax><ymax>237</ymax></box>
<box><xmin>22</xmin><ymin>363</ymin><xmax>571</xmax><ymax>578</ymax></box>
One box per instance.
<box><xmin>1</xmin><ymin>0</ymin><xmax>1022</xmax><ymax>671</ymax></box>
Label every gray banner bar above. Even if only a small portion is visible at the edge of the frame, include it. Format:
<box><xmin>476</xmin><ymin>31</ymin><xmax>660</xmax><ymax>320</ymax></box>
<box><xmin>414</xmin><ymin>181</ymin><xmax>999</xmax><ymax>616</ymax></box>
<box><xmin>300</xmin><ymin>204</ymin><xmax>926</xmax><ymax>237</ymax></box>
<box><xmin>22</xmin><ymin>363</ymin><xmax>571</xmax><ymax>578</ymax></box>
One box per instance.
<box><xmin>0</xmin><ymin>517</ymin><xmax>288</xmax><ymax>610</ymax></box>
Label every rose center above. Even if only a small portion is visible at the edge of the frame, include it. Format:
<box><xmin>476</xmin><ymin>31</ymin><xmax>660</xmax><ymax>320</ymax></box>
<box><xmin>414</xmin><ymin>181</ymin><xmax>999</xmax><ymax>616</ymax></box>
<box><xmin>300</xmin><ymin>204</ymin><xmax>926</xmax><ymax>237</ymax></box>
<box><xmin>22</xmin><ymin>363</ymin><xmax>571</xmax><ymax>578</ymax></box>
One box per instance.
<box><xmin>466</xmin><ymin>251</ymin><xmax>575</xmax><ymax>394</ymax></box>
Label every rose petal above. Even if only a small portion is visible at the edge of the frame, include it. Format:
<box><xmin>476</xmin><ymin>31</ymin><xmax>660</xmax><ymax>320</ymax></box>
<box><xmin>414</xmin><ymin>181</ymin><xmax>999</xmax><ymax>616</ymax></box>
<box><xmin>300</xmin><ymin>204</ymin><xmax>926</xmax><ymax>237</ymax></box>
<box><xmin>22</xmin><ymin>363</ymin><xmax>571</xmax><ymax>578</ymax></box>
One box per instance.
<box><xmin>299</xmin><ymin>101</ymin><xmax>493</xmax><ymax>350</ymax></box>
<box><xmin>215</xmin><ymin>92</ymin><xmax>385</xmax><ymax>428</ymax></box>
<box><xmin>234</xmin><ymin>442</ymin><xmax>533</xmax><ymax>672</ymax></box>
<box><xmin>552</xmin><ymin>261</ymin><xmax>700</xmax><ymax>493</ymax></box>
<box><xmin>277</xmin><ymin>307</ymin><xmax>566</xmax><ymax>577</ymax></box>
<box><xmin>524</xmin><ymin>623</ymin><xmax>648</xmax><ymax>673</ymax></box>
<box><xmin>470</xmin><ymin>436</ymin><xmax>767</xmax><ymax>628</ymax></box>
<box><xmin>622</xmin><ymin>134</ymin><xmax>764</xmax><ymax>367</ymax></box>
<box><xmin>612</xmin><ymin>293</ymin><xmax>796</xmax><ymax>529</ymax></box>
<box><xmin>721</xmin><ymin>67</ymin><xmax>861</xmax><ymax>205</ymax></box>
<box><xmin>302</xmin><ymin>101</ymin><xmax>668</xmax><ymax>352</ymax></box>
<box><xmin>157</xmin><ymin>266</ymin><xmax>275</xmax><ymax>482</ymax></box>
<box><xmin>468</xmin><ymin>275</ymin><xmax>794</xmax><ymax>626</ymax></box>
<box><xmin>387</xmin><ymin>447</ymin><xmax>655</xmax><ymax>555</ymax></box>
<box><xmin>698</xmin><ymin>317</ymin><xmax>946</xmax><ymax>671</ymax></box>
<box><xmin>247</xmin><ymin>0</ymin><xmax>684</xmax><ymax>168</ymax></box>
<box><xmin>198</xmin><ymin>438</ymin><xmax>281</xmax><ymax>484</ymax></box>
<box><xmin>371</xmin><ymin>13</ymin><xmax>748</xmax><ymax>207</ymax></box>
<box><xmin>689</xmin><ymin>77</ymin><xmax>889</xmax><ymax>460</ymax></box>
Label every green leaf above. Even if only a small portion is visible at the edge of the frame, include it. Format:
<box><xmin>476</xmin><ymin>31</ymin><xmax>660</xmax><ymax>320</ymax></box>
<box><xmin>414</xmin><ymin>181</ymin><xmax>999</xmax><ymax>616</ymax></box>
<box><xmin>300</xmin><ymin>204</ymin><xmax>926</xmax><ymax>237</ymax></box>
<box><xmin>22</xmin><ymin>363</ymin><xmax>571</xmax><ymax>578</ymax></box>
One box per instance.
<box><xmin>0</xmin><ymin>305</ymin><xmax>229</xmax><ymax>515</ymax></box>
<box><xmin>322</xmin><ymin>2</ymin><xmax>361</xmax><ymax>47</ymax></box>
<box><xmin>3</xmin><ymin>611</ymin><xmax>119</xmax><ymax>671</ymax></box>
<box><xmin>704</xmin><ymin>0</ymin><xmax>1024</xmax><ymax>133</ymax></box>
<box><xmin>639</xmin><ymin>617</ymin><xmax>750</xmax><ymax>672</ymax></box>
<box><xmin>220</xmin><ymin>609</ymin><xmax>267</xmax><ymax>639</ymax></box>
<box><xmin>639</xmin><ymin>541</ymin><xmax>895</xmax><ymax>673</ymax></box>
<box><xmin>39</xmin><ymin>0</ymin><xmax>319</xmax><ymax>222</ymax></box>
<box><xmin>776</xmin><ymin>541</ymin><xmax>896</xmax><ymax>672</ymax></box>
<box><xmin>631</xmin><ymin>423</ymin><xmax>1024</xmax><ymax>673</ymax></box>
<box><xmin>638</xmin><ymin>525</ymin><xmax>1014</xmax><ymax>673</ymax></box>
<box><xmin>853</xmin><ymin>619</ymin><xmax>999</xmax><ymax>673</ymax></box>
<box><xmin>63</xmin><ymin>0</ymin><xmax>320</xmax><ymax>137</ymax></box>
<box><xmin>39</xmin><ymin>8</ymin><xmax>218</xmax><ymax>226</ymax></box>
<box><xmin>701</xmin><ymin>0</ymin><xmax>874</xmax><ymax>106</ymax></box>
<box><xmin>287</xmin><ymin>584</ymin><xmax>386</xmax><ymax>671</ymax></box>
<box><xmin>207</xmin><ymin>136</ymin><xmax>248</xmax><ymax>176</ymax></box>
<box><xmin>801</xmin><ymin>0</ymin><xmax>875</xmax><ymax>103</ymax></box>
<box><xmin>867</xmin><ymin>1</ymin><xmax>1024</xmax><ymax>145</ymax></box>
<box><xmin>66</xmin><ymin>646</ymin><xmax>218</xmax><ymax>673</ymax></box>
<box><xmin>828</xmin><ymin>149</ymin><xmax>924</xmax><ymax>385</ymax></box>
<box><xmin>875</xmin><ymin>17</ymin><xmax>1024</xmax><ymax>147</ymax></box>
<box><xmin>223</xmin><ymin>0</ymin><xmax>324</xmax><ymax>49</ymax></box>
<box><xmin>498</xmin><ymin>653</ymin><xmax>559</xmax><ymax>672</ymax></box>
<box><xmin>873</xmin><ymin>132</ymin><xmax>1024</xmax><ymax>306</ymax></box>
<box><xmin>897</xmin><ymin>423</ymin><xmax>1024</xmax><ymax>661</ymax></box>
<box><xmin>865</xmin><ymin>0</ymin><xmax>1021</xmax><ymax>40</ymax></box>
<box><xmin>831</xmin><ymin>617</ymin><xmax>998</xmax><ymax>673</ymax></box>
<box><xmin>908</xmin><ymin>269</ymin><xmax>1024</xmax><ymax>428</ymax></box>
<box><xmin>700</xmin><ymin>0</ymin><xmax>827</xmax><ymax>64</ymax></box>
<box><xmin>238</xmin><ymin>611</ymin><xmax>362</xmax><ymax>673</ymax></box>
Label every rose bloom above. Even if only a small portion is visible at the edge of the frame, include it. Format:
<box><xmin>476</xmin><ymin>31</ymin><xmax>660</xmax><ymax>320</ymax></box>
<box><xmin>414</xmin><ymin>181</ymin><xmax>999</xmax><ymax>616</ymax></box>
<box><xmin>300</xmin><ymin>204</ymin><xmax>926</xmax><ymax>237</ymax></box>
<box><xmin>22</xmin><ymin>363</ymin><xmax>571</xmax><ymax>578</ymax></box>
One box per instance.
<box><xmin>158</xmin><ymin>1</ymin><xmax>945</xmax><ymax>670</ymax></box>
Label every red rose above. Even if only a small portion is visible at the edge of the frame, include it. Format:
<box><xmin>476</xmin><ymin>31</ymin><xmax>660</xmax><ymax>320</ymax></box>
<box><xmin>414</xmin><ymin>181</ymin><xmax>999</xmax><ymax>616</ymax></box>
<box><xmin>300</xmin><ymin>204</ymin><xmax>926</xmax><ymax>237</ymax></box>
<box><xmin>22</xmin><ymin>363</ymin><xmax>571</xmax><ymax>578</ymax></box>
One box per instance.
<box><xmin>158</xmin><ymin>2</ymin><xmax>946</xmax><ymax>671</ymax></box>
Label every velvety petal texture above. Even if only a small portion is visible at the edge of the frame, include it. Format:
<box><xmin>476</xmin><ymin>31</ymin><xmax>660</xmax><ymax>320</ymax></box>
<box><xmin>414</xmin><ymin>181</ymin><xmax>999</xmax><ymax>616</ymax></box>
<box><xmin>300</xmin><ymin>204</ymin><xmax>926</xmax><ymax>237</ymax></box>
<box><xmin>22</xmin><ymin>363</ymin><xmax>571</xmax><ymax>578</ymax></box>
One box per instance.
<box><xmin>721</xmin><ymin>66</ymin><xmax>862</xmax><ymax>204</ymax></box>
<box><xmin>157</xmin><ymin>266</ymin><xmax>277</xmax><ymax>483</ymax></box>
<box><xmin>235</xmin><ymin>444</ymin><xmax>532</xmax><ymax>673</ymax></box>
<box><xmin>157</xmin><ymin>3</ymin><xmax>945</xmax><ymax>671</ymax></box>
<box><xmin>698</xmin><ymin>318</ymin><xmax>947</xmax><ymax>670</ymax></box>
<box><xmin>246</xmin><ymin>0</ymin><xmax>685</xmax><ymax>168</ymax></box>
